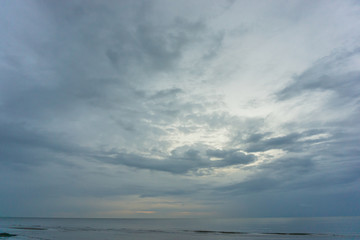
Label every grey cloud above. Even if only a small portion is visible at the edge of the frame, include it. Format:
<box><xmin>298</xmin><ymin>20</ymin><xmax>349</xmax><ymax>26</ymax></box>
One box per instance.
<box><xmin>0</xmin><ymin>0</ymin><xmax>224</xmax><ymax>130</ymax></box>
<box><xmin>217</xmin><ymin>177</ymin><xmax>280</xmax><ymax>195</ymax></box>
<box><xmin>245</xmin><ymin>133</ymin><xmax>301</xmax><ymax>152</ymax></box>
<box><xmin>218</xmin><ymin>190</ymin><xmax>360</xmax><ymax>218</ymax></box>
<box><xmin>134</xmin><ymin>19</ymin><xmax>206</xmax><ymax>71</ymax></box>
<box><xmin>215</xmin><ymin>156</ymin><xmax>314</xmax><ymax>195</ymax></box>
<box><xmin>206</xmin><ymin>149</ymin><xmax>255</xmax><ymax>167</ymax></box>
<box><xmin>277</xmin><ymin>49</ymin><xmax>360</xmax><ymax>102</ymax></box>
<box><xmin>1</xmin><ymin>0</ymin><xmax>360</xmax><ymax>218</ymax></box>
<box><xmin>0</xmin><ymin>121</ymin><xmax>84</xmax><ymax>167</ymax></box>
<box><xmin>201</xmin><ymin>31</ymin><xmax>225</xmax><ymax>60</ymax></box>
<box><xmin>215</xmin><ymin>157</ymin><xmax>319</xmax><ymax>198</ymax></box>
<box><xmin>263</xmin><ymin>157</ymin><xmax>314</xmax><ymax>176</ymax></box>
<box><xmin>216</xmin><ymin>133</ymin><xmax>360</xmax><ymax>197</ymax></box>
<box><xmin>139</xmin><ymin>188</ymin><xmax>198</xmax><ymax>198</ymax></box>
<box><xmin>99</xmin><ymin>146</ymin><xmax>256</xmax><ymax>174</ymax></box>
<box><xmin>149</xmin><ymin>88</ymin><xmax>184</xmax><ymax>100</ymax></box>
<box><xmin>101</xmin><ymin>152</ymin><xmax>201</xmax><ymax>174</ymax></box>
<box><xmin>0</xmin><ymin>0</ymin><xmax>229</xmax><ymax>171</ymax></box>
<box><xmin>243</xmin><ymin>129</ymin><xmax>327</xmax><ymax>153</ymax></box>
<box><xmin>215</xmin><ymin>121</ymin><xmax>360</xmax><ymax>199</ymax></box>
<box><xmin>245</xmin><ymin>132</ymin><xmax>271</xmax><ymax>143</ymax></box>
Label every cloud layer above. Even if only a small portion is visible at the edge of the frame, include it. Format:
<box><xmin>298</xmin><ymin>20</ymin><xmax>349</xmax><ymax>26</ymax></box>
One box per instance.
<box><xmin>1</xmin><ymin>0</ymin><xmax>360</xmax><ymax>218</ymax></box>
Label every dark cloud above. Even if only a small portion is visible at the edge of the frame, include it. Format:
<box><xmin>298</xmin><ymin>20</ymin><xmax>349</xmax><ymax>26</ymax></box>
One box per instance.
<box><xmin>244</xmin><ymin>129</ymin><xmax>328</xmax><ymax>152</ymax></box>
<box><xmin>0</xmin><ymin>121</ymin><xmax>84</xmax><ymax>168</ymax></box>
<box><xmin>0</xmin><ymin>0</ymin><xmax>228</xmax><ymax>171</ymax></box>
<box><xmin>98</xmin><ymin>146</ymin><xmax>256</xmax><ymax>174</ymax></box>
<box><xmin>217</xmin><ymin>131</ymin><xmax>360</xmax><ymax>196</ymax></box>
<box><xmin>245</xmin><ymin>133</ymin><xmax>301</xmax><ymax>152</ymax></box>
<box><xmin>217</xmin><ymin>177</ymin><xmax>280</xmax><ymax>195</ymax></box>
<box><xmin>0</xmin><ymin>0</ymin><xmax>218</xmax><ymax>118</ymax></box>
<box><xmin>277</xmin><ymin>49</ymin><xmax>360</xmax><ymax>102</ymax></box>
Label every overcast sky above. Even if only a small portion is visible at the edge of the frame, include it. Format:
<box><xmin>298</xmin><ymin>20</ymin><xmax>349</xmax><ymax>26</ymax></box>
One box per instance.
<box><xmin>1</xmin><ymin>0</ymin><xmax>360</xmax><ymax>218</ymax></box>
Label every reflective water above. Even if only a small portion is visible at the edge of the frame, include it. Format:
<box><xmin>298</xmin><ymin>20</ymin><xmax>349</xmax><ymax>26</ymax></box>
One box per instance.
<box><xmin>0</xmin><ymin>217</ymin><xmax>359</xmax><ymax>240</ymax></box>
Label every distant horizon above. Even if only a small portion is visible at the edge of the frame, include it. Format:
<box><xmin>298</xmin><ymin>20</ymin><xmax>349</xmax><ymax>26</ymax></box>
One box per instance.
<box><xmin>2</xmin><ymin>215</ymin><xmax>360</xmax><ymax>220</ymax></box>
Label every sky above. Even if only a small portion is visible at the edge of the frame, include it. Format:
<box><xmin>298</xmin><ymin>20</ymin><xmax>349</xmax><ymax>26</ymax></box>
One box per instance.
<box><xmin>0</xmin><ymin>0</ymin><xmax>360</xmax><ymax>218</ymax></box>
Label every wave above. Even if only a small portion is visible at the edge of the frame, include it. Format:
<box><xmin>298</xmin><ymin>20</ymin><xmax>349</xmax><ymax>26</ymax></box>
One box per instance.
<box><xmin>185</xmin><ymin>230</ymin><xmax>338</xmax><ymax>237</ymax></box>
<box><xmin>9</xmin><ymin>225</ymin><xmax>346</xmax><ymax>238</ymax></box>
<box><xmin>11</xmin><ymin>227</ymin><xmax>47</xmax><ymax>231</ymax></box>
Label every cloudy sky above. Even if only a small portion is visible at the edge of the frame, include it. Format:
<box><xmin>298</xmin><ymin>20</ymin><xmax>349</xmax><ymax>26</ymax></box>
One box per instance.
<box><xmin>1</xmin><ymin>0</ymin><xmax>360</xmax><ymax>218</ymax></box>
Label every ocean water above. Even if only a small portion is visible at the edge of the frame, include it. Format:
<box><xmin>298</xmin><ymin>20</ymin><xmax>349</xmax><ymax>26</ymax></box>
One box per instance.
<box><xmin>0</xmin><ymin>217</ymin><xmax>359</xmax><ymax>240</ymax></box>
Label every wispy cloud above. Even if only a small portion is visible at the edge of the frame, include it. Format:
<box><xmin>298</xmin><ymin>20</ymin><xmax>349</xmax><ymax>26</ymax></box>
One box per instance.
<box><xmin>1</xmin><ymin>0</ymin><xmax>359</xmax><ymax>218</ymax></box>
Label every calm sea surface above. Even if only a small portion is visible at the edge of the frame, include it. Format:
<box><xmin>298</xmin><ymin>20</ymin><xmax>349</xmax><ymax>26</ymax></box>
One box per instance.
<box><xmin>0</xmin><ymin>217</ymin><xmax>359</xmax><ymax>240</ymax></box>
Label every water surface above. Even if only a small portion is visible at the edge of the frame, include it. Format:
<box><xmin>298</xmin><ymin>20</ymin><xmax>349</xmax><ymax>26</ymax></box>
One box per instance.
<box><xmin>1</xmin><ymin>217</ymin><xmax>359</xmax><ymax>240</ymax></box>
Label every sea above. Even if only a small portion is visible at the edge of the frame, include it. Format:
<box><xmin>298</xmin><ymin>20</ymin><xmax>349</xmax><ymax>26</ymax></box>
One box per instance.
<box><xmin>0</xmin><ymin>217</ymin><xmax>359</xmax><ymax>240</ymax></box>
